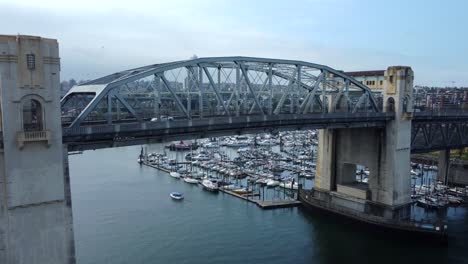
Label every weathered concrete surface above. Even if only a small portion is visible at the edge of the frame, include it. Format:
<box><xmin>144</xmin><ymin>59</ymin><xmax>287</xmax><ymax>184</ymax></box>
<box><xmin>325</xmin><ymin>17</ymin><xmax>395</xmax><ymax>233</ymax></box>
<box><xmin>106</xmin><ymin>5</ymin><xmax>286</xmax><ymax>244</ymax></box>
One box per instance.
<box><xmin>438</xmin><ymin>149</ymin><xmax>451</xmax><ymax>185</ymax></box>
<box><xmin>0</xmin><ymin>35</ymin><xmax>75</xmax><ymax>264</ymax></box>
<box><xmin>315</xmin><ymin>129</ymin><xmax>335</xmax><ymax>191</ymax></box>
<box><xmin>315</xmin><ymin>66</ymin><xmax>414</xmax><ymax>220</ymax></box>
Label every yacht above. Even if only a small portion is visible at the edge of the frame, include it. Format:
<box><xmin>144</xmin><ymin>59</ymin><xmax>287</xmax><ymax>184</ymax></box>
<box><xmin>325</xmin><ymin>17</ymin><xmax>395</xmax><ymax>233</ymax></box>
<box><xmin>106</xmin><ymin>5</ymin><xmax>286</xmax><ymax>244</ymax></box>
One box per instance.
<box><xmin>170</xmin><ymin>171</ymin><xmax>180</xmax><ymax>178</ymax></box>
<box><xmin>183</xmin><ymin>177</ymin><xmax>199</xmax><ymax>184</ymax></box>
<box><xmin>201</xmin><ymin>179</ymin><xmax>219</xmax><ymax>192</ymax></box>
<box><xmin>266</xmin><ymin>179</ymin><xmax>280</xmax><ymax>187</ymax></box>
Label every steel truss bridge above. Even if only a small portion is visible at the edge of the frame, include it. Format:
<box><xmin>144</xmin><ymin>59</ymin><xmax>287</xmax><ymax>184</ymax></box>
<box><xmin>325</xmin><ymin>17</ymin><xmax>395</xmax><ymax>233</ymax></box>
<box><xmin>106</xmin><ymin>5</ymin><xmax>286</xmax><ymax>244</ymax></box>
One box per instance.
<box><xmin>60</xmin><ymin>57</ymin><xmax>468</xmax><ymax>152</ymax></box>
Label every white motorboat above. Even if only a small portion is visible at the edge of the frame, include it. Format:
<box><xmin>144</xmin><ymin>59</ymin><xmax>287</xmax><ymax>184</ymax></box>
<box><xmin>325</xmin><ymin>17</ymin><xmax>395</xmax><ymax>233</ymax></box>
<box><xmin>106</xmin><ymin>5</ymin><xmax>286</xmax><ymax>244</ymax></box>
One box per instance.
<box><xmin>183</xmin><ymin>177</ymin><xmax>199</xmax><ymax>184</ymax></box>
<box><xmin>170</xmin><ymin>172</ymin><xmax>180</xmax><ymax>178</ymax></box>
<box><xmin>279</xmin><ymin>181</ymin><xmax>299</xmax><ymax>190</ymax></box>
<box><xmin>201</xmin><ymin>179</ymin><xmax>219</xmax><ymax>192</ymax></box>
<box><xmin>232</xmin><ymin>188</ymin><xmax>252</xmax><ymax>195</ymax></box>
<box><xmin>206</xmin><ymin>142</ymin><xmax>220</xmax><ymax>148</ymax></box>
<box><xmin>226</xmin><ymin>140</ymin><xmax>249</xmax><ymax>147</ymax></box>
<box><xmin>222</xmin><ymin>184</ymin><xmax>237</xmax><ymax>190</ymax></box>
<box><xmin>170</xmin><ymin>192</ymin><xmax>184</xmax><ymax>200</ymax></box>
<box><xmin>266</xmin><ymin>179</ymin><xmax>280</xmax><ymax>187</ymax></box>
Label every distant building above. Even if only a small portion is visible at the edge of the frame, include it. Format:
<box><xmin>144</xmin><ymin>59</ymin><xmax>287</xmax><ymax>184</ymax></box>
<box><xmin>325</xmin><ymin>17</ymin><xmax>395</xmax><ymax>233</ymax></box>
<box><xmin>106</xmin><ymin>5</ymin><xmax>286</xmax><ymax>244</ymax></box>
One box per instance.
<box><xmin>345</xmin><ymin>70</ymin><xmax>385</xmax><ymax>91</ymax></box>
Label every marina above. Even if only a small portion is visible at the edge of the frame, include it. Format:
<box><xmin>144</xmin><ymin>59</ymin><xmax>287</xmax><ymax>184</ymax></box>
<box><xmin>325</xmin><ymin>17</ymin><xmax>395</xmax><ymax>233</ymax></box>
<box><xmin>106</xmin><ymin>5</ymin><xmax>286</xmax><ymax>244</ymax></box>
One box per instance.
<box><xmin>139</xmin><ymin>131</ymin><xmax>319</xmax><ymax>210</ymax></box>
<box><xmin>138</xmin><ymin>130</ymin><xmax>467</xmax><ymax>220</ymax></box>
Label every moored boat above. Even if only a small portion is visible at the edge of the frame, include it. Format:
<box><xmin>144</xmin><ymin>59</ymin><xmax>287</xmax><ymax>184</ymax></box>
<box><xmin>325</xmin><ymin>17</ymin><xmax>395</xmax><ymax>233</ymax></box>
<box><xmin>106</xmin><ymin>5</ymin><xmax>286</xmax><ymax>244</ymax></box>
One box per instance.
<box><xmin>201</xmin><ymin>179</ymin><xmax>219</xmax><ymax>192</ymax></box>
<box><xmin>170</xmin><ymin>192</ymin><xmax>184</xmax><ymax>200</ymax></box>
<box><xmin>170</xmin><ymin>172</ymin><xmax>180</xmax><ymax>178</ymax></box>
<box><xmin>183</xmin><ymin>177</ymin><xmax>199</xmax><ymax>184</ymax></box>
<box><xmin>232</xmin><ymin>188</ymin><xmax>253</xmax><ymax>195</ymax></box>
<box><xmin>279</xmin><ymin>181</ymin><xmax>299</xmax><ymax>190</ymax></box>
<box><xmin>266</xmin><ymin>179</ymin><xmax>280</xmax><ymax>188</ymax></box>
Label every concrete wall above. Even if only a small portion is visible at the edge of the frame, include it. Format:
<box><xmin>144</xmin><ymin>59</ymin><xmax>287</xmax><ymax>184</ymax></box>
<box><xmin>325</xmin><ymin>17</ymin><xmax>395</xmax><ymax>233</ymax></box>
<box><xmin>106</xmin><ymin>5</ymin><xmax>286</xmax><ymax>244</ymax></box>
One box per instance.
<box><xmin>0</xmin><ymin>35</ymin><xmax>75</xmax><ymax>264</ymax></box>
<box><xmin>315</xmin><ymin>128</ymin><xmax>335</xmax><ymax>191</ymax></box>
<box><xmin>334</xmin><ymin>128</ymin><xmax>381</xmax><ymax>187</ymax></box>
<box><xmin>336</xmin><ymin>185</ymin><xmax>367</xmax><ymax>200</ymax></box>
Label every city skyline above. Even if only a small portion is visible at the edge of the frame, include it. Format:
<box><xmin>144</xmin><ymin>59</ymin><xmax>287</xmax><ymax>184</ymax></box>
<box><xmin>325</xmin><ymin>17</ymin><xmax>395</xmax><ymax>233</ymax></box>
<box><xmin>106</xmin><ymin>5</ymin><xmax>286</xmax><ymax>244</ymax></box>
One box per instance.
<box><xmin>2</xmin><ymin>0</ymin><xmax>467</xmax><ymax>86</ymax></box>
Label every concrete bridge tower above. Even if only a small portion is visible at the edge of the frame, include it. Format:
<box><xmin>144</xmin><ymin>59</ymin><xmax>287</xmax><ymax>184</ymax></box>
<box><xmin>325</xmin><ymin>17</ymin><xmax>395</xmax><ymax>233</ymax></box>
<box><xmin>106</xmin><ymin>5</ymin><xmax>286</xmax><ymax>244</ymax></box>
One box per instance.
<box><xmin>0</xmin><ymin>35</ymin><xmax>75</xmax><ymax>263</ymax></box>
<box><xmin>315</xmin><ymin>66</ymin><xmax>414</xmax><ymax>220</ymax></box>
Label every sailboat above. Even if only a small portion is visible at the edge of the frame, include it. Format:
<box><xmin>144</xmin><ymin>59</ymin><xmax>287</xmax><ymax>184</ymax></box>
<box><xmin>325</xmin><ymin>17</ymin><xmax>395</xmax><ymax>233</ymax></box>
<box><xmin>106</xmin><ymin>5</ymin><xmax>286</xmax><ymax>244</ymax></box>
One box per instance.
<box><xmin>137</xmin><ymin>146</ymin><xmax>144</xmax><ymax>164</ymax></box>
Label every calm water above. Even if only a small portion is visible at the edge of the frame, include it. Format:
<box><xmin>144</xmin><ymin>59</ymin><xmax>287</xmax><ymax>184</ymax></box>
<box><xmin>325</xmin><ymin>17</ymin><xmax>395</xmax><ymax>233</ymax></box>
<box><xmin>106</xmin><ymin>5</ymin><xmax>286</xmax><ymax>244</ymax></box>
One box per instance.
<box><xmin>70</xmin><ymin>145</ymin><xmax>468</xmax><ymax>264</ymax></box>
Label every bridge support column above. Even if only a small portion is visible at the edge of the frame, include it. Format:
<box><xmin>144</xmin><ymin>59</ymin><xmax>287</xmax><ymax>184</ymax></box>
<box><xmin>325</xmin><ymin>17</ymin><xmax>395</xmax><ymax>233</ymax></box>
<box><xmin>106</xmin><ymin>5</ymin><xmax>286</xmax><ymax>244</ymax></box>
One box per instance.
<box><xmin>315</xmin><ymin>129</ymin><xmax>336</xmax><ymax>191</ymax></box>
<box><xmin>0</xmin><ymin>35</ymin><xmax>75</xmax><ymax>264</ymax></box>
<box><xmin>314</xmin><ymin>66</ymin><xmax>414</xmax><ymax>220</ymax></box>
<box><xmin>437</xmin><ymin>149</ymin><xmax>451</xmax><ymax>185</ymax></box>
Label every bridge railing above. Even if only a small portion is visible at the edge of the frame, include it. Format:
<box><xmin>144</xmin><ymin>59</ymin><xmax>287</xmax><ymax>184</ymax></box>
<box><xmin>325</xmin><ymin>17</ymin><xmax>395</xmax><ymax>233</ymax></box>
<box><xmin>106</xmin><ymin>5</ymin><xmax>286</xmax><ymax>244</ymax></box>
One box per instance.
<box><xmin>16</xmin><ymin>130</ymin><xmax>51</xmax><ymax>148</ymax></box>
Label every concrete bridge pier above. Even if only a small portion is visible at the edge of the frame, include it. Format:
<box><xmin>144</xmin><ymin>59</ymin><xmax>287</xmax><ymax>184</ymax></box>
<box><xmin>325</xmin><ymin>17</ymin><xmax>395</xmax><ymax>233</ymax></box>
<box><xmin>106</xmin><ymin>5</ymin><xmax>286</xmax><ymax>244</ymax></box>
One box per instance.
<box><xmin>0</xmin><ymin>35</ymin><xmax>75</xmax><ymax>263</ymax></box>
<box><xmin>315</xmin><ymin>66</ymin><xmax>414</xmax><ymax>220</ymax></box>
<box><xmin>437</xmin><ymin>149</ymin><xmax>451</xmax><ymax>185</ymax></box>
<box><xmin>437</xmin><ymin>149</ymin><xmax>468</xmax><ymax>186</ymax></box>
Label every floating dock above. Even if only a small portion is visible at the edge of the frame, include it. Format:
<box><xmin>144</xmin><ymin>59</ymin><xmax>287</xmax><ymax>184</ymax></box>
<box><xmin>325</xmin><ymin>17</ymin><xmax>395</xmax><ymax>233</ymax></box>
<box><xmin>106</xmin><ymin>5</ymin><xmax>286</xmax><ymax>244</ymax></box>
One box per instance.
<box><xmin>144</xmin><ymin>162</ymin><xmax>171</xmax><ymax>173</ymax></box>
<box><xmin>220</xmin><ymin>188</ymin><xmax>301</xmax><ymax>209</ymax></box>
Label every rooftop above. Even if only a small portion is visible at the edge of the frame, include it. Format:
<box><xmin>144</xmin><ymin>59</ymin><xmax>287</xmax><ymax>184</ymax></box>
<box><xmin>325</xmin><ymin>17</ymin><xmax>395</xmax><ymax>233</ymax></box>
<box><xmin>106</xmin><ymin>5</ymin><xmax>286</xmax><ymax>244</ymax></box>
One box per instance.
<box><xmin>345</xmin><ymin>70</ymin><xmax>385</xmax><ymax>77</ymax></box>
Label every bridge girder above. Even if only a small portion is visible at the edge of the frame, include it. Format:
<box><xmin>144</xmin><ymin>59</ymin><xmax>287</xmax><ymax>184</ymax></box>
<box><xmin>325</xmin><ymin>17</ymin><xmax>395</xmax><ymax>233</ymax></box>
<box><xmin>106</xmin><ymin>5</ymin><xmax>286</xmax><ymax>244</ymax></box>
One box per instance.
<box><xmin>411</xmin><ymin>119</ymin><xmax>468</xmax><ymax>153</ymax></box>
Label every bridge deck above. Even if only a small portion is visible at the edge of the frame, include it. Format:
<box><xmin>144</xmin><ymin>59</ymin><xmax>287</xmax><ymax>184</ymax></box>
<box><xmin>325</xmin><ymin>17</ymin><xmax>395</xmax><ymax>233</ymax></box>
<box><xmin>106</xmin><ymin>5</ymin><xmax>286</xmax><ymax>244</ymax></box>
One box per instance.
<box><xmin>62</xmin><ymin>112</ymin><xmax>393</xmax><ymax>151</ymax></box>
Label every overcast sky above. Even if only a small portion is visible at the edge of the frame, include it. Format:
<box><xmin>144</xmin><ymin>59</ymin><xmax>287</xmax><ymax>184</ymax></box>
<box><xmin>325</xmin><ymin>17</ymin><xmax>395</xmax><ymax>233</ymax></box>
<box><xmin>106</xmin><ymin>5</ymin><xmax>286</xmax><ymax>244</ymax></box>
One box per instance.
<box><xmin>2</xmin><ymin>0</ymin><xmax>467</xmax><ymax>86</ymax></box>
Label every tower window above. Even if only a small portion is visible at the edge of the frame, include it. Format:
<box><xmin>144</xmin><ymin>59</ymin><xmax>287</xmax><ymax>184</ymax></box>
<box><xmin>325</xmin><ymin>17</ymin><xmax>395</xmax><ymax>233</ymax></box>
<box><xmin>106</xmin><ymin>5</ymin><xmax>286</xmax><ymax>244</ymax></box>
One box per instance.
<box><xmin>26</xmin><ymin>54</ymin><xmax>35</xmax><ymax>70</ymax></box>
<box><xmin>22</xmin><ymin>99</ymin><xmax>43</xmax><ymax>131</ymax></box>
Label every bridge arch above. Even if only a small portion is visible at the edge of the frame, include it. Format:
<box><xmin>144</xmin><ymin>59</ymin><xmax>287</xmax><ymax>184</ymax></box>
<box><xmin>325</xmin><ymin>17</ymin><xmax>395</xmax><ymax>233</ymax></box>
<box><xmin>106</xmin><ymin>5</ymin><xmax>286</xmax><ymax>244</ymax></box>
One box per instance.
<box><xmin>62</xmin><ymin>57</ymin><xmax>382</xmax><ymax>128</ymax></box>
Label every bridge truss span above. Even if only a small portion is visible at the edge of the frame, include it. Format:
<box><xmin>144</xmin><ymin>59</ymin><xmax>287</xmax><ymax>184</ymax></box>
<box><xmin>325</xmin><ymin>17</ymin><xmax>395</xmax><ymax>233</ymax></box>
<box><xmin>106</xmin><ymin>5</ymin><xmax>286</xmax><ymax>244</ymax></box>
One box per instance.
<box><xmin>61</xmin><ymin>57</ymin><xmax>383</xmax><ymax>129</ymax></box>
<box><xmin>411</xmin><ymin>112</ymin><xmax>468</xmax><ymax>153</ymax></box>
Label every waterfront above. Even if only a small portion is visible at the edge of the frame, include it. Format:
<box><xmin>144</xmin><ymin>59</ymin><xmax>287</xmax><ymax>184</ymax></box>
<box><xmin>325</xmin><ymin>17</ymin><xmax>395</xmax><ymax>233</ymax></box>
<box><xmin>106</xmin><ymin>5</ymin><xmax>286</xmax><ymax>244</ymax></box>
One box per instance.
<box><xmin>70</xmin><ymin>145</ymin><xmax>468</xmax><ymax>264</ymax></box>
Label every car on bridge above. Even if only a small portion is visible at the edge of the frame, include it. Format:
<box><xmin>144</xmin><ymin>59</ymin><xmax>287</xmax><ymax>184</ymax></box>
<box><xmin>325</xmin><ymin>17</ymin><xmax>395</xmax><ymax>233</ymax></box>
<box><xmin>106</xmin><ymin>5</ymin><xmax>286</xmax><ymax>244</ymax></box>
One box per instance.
<box><xmin>150</xmin><ymin>116</ymin><xmax>174</xmax><ymax>122</ymax></box>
